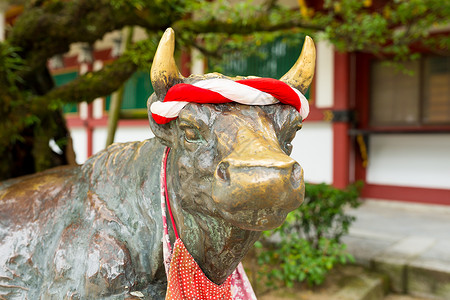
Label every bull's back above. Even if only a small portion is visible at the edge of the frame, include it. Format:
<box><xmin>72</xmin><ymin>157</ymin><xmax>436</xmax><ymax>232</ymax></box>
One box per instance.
<box><xmin>0</xmin><ymin>165</ymin><xmax>86</xmax><ymax>299</ymax></box>
<box><xmin>0</xmin><ymin>165</ymin><xmax>83</xmax><ymax>228</ymax></box>
<box><xmin>0</xmin><ymin>139</ymin><xmax>167</xmax><ymax>299</ymax></box>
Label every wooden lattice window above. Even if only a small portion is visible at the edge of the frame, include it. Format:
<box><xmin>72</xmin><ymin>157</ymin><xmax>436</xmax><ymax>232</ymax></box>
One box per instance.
<box><xmin>423</xmin><ymin>56</ymin><xmax>450</xmax><ymax>124</ymax></box>
<box><xmin>370</xmin><ymin>56</ymin><xmax>450</xmax><ymax>126</ymax></box>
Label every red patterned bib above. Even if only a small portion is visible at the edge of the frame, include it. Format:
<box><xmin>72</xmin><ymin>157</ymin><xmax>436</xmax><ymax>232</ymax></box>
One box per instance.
<box><xmin>166</xmin><ymin>238</ymin><xmax>233</xmax><ymax>300</ymax></box>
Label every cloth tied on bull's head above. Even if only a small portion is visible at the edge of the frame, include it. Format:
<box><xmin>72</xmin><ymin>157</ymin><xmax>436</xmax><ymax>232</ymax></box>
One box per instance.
<box><xmin>150</xmin><ymin>78</ymin><xmax>310</xmax><ymax>124</ymax></box>
<box><xmin>149</xmin><ymin>28</ymin><xmax>316</xmax><ymax>300</ymax></box>
<box><xmin>149</xmin><ymin>28</ymin><xmax>315</xmax><ymax>125</ymax></box>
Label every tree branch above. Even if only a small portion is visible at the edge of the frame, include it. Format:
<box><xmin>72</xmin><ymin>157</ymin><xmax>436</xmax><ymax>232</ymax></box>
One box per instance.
<box><xmin>172</xmin><ymin>16</ymin><xmax>323</xmax><ymax>36</ymax></box>
<box><xmin>31</xmin><ymin>55</ymin><xmax>139</xmax><ymax>115</ymax></box>
<box><xmin>9</xmin><ymin>0</ymin><xmax>169</xmax><ymax>74</ymax></box>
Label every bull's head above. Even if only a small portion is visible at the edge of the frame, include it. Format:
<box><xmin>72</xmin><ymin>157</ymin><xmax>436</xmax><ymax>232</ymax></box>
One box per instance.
<box><xmin>147</xmin><ymin>28</ymin><xmax>315</xmax><ymax>283</ymax></box>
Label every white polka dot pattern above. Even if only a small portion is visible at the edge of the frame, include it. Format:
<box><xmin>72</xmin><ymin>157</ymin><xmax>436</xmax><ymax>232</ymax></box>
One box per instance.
<box><xmin>166</xmin><ymin>238</ymin><xmax>232</xmax><ymax>300</ymax></box>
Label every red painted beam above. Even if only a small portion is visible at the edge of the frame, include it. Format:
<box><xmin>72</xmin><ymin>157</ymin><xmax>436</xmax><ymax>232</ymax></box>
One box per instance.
<box><xmin>306</xmin><ymin>106</ymin><xmax>326</xmax><ymax>122</ymax></box>
<box><xmin>66</xmin><ymin>116</ymin><xmax>149</xmax><ymax>128</ymax></box>
<box><xmin>362</xmin><ymin>184</ymin><xmax>450</xmax><ymax>206</ymax></box>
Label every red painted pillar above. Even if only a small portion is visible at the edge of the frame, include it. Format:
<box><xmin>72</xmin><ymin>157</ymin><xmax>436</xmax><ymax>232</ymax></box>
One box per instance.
<box><xmin>86</xmin><ymin>103</ymin><xmax>94</xmax><ymax>157</ymax></box>
<box><xmin>332</xmin><ymin>52</ymin><xmax>351</xmax><ymax>189</ymax></box>
<box><xmin>354</xmin><ymin>53</ymin><xmax>371</xmax><ymax>184</ymax></box>
<box><xmin>180</xmin><ymin>49</ymin><xmax>191</xmax><ymax>77</ymax></box>
<box><xmin>79</xmin><ymin>59</ymin><xmax>94</xmax><ymax>159</ymax></box>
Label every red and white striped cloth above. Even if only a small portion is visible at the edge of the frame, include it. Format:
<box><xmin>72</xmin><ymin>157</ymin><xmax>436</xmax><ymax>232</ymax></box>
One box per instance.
<box><xmin>150</xmin><ymin>78</ymin><xmax>309</xmax><ymax>124</ymax></box>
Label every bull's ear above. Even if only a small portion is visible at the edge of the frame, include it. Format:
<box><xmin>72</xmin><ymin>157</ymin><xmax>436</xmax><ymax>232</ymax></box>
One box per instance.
<box><xmin>280</xmin><ymin>36</ymin><xmax>316</xmax><ymax>95</ymax></box>
<box><xmin>147</xmin><ymin>94</ymin><xmax>176</xmax><ymax>147</ymax></box>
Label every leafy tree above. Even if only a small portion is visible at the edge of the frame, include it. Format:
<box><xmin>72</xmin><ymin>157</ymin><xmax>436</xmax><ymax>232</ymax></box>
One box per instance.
<box><xmin>0</xmin><ymin>0</ymin><xmax>448</xmax><ymax>180</ymax></box>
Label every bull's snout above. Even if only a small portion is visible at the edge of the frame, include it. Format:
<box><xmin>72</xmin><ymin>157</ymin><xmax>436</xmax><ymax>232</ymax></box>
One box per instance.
<box><xmin>216</xmin><ymin>158</ymin><xmax>303</xmax><ymax>192</ymax></box>
<box><xmin>212</xmin><ymin>146</ymin><xmax>305</xmax><ymax>231</ymax></box>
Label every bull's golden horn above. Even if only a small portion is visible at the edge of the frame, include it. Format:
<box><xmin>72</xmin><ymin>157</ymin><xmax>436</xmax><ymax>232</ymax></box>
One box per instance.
<box><xmin>280</xmin><ymin>36</ymin><xmax>316</xmax><ymax>95</ymax></box>
<box><xmin>151</xmin><ymin>28</ymin><xmax>184</xmax><ymax>98</ymax></box>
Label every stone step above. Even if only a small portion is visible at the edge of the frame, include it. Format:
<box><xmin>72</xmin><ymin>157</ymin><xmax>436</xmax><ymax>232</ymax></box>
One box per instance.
<box><xmin>335</xmin><ymin>271</ymin><xmax>387</xmax><ymax>300</ymax></box>
<box><xmin>343</xmin><ymin>199</ymin><xmax>450</xmax><ymax>300</ymax></box>
<box><xmin>345</xmin><ymin>235</ymin><xmax>450</xmax><ymax>300</ymax></box>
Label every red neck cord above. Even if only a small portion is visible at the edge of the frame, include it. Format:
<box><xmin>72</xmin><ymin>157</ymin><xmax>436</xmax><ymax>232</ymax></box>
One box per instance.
<box><xmin>163</xmin><ymin>147</ymin><xmax>179</xmax><ymax>239</ymax></box>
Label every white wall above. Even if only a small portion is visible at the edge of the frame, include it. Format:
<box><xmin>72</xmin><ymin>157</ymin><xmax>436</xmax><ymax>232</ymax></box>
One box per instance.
<box><xmin>114</xmin><ymin>126</ymin><xmax>154</xmax><ymax>144</ymax></box>
<box><xmin>70</xmin><ymin>126</ymin><xmax>154</xmax><ymax>164</ymax></box>
<box><xmin>71</xmin><ymin>128</ymin><xmax>87</xmax><ymax>164</ymax></box>
<box><xmin>92</xmin><ymin>126</ymin><xmax>154</xmax><ymax>158</ymax></box>
<box><xmin>191</xmin><ymin>48</ymin><xmax>205</xmax><ymax>75</ymax></box>
<box><xmin>0</xmin><ymin>6</ymin><xmax>5</xmax><ymax>42</ymax></box>
<box><xmin>290</xmin><ymin>122</ymin><xmax>333</xmax><ymax>184</ymax></box>
<box><xmin>315</xmin><ymin>39</ymin><xmax>334</xmax><ymax>108</ymax></box>
<box><xmin>367</xmin><ymin>134</ymin><xmax>450</xmax><ymax>189</ymax></box>
<box><xmin>92</xmin><ymin>128</ymin><xmax>108</xmax><ymax>155</ymax></box>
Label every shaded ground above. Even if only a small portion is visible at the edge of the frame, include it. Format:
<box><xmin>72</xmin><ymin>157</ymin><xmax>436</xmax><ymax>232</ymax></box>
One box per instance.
<box><xmin>254</xmin><ymin>264</ymin><xmax>364</xmax><ymax>300</ymax></box>
<box><xmin>254</xmin><ymin>264</ymin><xmax>360</xmax><ymax>299</ymax></box>
<box><xmin>384</xmin><ymin>295</ymin><xmax>430</xmax><ymax>300</ymax></box>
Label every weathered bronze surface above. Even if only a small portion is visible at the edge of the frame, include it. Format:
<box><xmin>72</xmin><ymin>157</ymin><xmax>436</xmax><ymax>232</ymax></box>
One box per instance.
<box><xmin>0</xmin><ymin>28</ymin><xmax>315</xmax><ymax>299</ymax></box>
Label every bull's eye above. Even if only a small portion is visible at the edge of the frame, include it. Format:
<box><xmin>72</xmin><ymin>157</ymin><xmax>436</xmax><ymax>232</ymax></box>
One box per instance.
<box><xmin>282</xmin><ymin>123</ymin><xmax>302</xmax><ymax>155</ymax></box>
<box><xmin>285</xmin><ymin>143</ymin><xmax>293</xmax><ymax>155</ymax></box>
<box><xmin>183</xmin><ymin>127</ymin><xmax>203</xmax><ymax>143</ymax></box>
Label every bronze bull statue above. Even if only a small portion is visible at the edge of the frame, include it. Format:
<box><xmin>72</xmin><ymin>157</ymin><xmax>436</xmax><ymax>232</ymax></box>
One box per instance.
<box><xmin>0</xmin><ymin>29</ymin><xmax>315</xmax><ymax>299</ymax></box>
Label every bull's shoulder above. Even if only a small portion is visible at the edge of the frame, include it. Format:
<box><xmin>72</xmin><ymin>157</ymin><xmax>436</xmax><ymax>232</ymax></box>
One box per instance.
<box><xmin>80</xmin><ymin>138</ymin><xmax>166</xmax><ymax>254</ymax></box>
<box><xmin>47</xmin><ymin>205</ymin><xmax>165</xmax><ymax>299</ymax></box>
<box><xmin>85</xmin><ymin>231</ymin><xmax>135</xmax><ymax>297</ymax></box>
<box><xmin>47</xmin><ymin>222</ymin><xmax>136</xmax><ymax>298</ymax></box>
<box><xmin>82</xmin><ymin>138</ymin><xmax>164</xmax><ymax>181</ymax></box>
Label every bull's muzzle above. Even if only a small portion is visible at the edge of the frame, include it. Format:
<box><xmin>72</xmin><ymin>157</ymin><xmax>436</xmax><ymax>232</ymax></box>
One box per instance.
<box><xmin>212</xmin><ymin>144</ymin><xmax>305</xmax><ymax>231</ymax></box>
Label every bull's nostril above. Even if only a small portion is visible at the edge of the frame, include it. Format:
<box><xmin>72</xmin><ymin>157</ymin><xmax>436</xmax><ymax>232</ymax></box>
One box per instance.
<box><xmin>217</xmin><ymin>162</ymin><xmax>230</xmax><ymax>182</ymax></box>
<box><xmin>290</xmin><ymin>163</ymin><xmax>303</xmax><ymax>187</ymax></box>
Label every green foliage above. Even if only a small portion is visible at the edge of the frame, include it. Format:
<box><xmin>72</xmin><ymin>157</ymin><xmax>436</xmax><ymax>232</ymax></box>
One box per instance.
<box><xmin>255</xmin><ymin>237</ymin><xmax>353</xmax><ymax>287</ymax></box>
<box><xmin>0</xmin><ymin>42</ymin><xmax>25</xmax><ymax>91</ymax></box>
<box><xmin>319</xmin><ymin>0</ymin><xmax>450</xmax><ymax>61</ymax></box>
<box><xmin>256</xmin><ymin>182</ymin><xmax>362</xmax><ymax>287</ymax></box>
<box><xmin>0</xmin><ymin>42</ymin><xmax>30</xmax><ymax>151</ymax></box>
<box><xmin>126</xmin><ymin>36</ymin><xmax>159</xmax><ymax>71</ymax></box>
